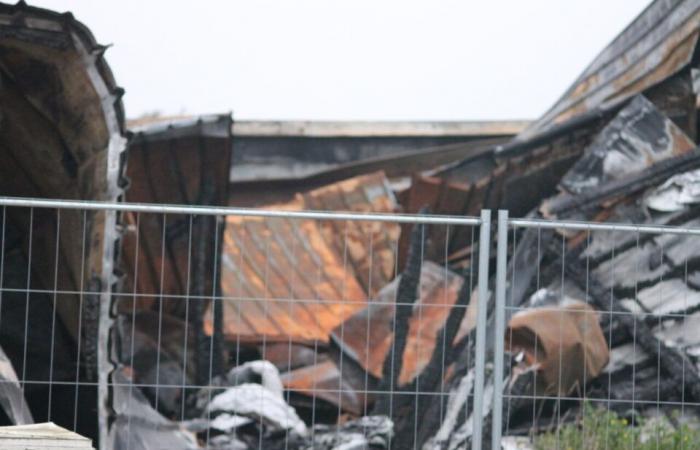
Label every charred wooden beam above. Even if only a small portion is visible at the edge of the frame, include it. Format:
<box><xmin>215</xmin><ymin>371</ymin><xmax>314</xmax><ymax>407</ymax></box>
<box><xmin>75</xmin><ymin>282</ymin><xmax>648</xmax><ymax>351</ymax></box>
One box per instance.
<box><xmin>372</xmin><ymin>214</ymin><xmax>426</xmax><ymax>419</ymax></box>
<box><xmin>405</xmin><ymin>264</ymin><xmax>475</xmax><ymax>448</ymax></box>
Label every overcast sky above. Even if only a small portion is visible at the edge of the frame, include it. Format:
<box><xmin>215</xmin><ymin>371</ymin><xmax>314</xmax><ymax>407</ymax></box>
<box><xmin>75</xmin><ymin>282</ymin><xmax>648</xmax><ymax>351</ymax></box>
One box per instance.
<box><xmin>33</xmin><ymin>0</ymin><xmax>651</xmax><ymax>121</ymax></box>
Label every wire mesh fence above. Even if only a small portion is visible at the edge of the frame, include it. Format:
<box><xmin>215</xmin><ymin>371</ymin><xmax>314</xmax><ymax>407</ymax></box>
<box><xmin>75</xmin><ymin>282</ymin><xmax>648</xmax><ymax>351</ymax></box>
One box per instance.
<box><xmin>0</xmin><ymin>197</ymin><xmax>490</xmax><ymax>450</ymax></box>
<box><xmin>0</xmin><ymin>203</ymin><xmax>111</xmax><ymax>444</ymax></box>
<box><xmin>4</xmin><ymin>197</ymin><xmax>700</xmax><ymax>449</ymax></box>
<box><xmin>492</xmin><ymin>211</ymin><xmax>700</xmax><ymax>450</ymax></box>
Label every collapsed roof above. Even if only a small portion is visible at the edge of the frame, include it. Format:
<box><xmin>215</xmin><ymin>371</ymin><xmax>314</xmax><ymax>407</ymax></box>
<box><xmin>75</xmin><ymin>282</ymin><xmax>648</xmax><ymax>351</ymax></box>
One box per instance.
<box><xmin>0</xmin><ymin>0</ymin><xmax>697</xmax><ymax>448</ymax></box>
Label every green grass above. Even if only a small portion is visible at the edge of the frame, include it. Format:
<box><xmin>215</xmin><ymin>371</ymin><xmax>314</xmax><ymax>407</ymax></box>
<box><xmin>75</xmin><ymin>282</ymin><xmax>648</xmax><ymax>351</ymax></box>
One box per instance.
<box><xmin>533</xmin><ymin>404</ymin><xmax>700</xmax><ymax>450</ymax></box>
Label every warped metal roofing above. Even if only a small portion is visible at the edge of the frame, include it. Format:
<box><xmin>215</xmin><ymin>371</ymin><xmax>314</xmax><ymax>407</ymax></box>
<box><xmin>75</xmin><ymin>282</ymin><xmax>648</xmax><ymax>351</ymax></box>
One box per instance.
<box><xmin>332</xmin><ymin>261</ymin><xmax>476</xmax><ymax>385</ymax></box>
<box><xmin>210</xmin><ymin>172</ymin><xmax>400</xmax><ymax>344</ymax></box>
<box><xmin>521</xmin><ymin>0</ymin><xmax>700</xmax><ymax>139</ymax></box>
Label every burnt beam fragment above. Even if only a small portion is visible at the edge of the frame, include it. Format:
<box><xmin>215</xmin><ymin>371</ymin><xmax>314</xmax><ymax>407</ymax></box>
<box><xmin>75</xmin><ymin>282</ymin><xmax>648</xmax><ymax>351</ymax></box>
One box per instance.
<box><xmin>542</xmin><ymin>149</ymin><xmax>700</xmax><ymax>217</ymax></box>
<box><xmin>192</xmin><ymin>212</ymin><xmax>224</xmax><ymax>386</ymax></box>
<box><xmin>411</xmin><ymin>270</ymin><xmax>476</xmax><ymax>447</ymax></box>
<box><xmin>372</xmin><ymin>211</ymin><xmax>427</xmax><ymax>418</ymax></box>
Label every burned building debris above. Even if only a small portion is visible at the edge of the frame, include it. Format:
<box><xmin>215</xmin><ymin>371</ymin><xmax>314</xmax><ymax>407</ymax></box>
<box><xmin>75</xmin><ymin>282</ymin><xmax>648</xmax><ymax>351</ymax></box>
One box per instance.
<box><xmin>228</xmin><ymin>121</ymin><xmax>526</xmax><ymax>207</ymax></box>
<box><xmin>118</xmin><ymin>114</ymin><xmax>233</xmax><ymax>400</ymax></box>
<box><xmin>0</xmin><ymin>0</ymin><xmax>699</xmax><ymax>449</ymax></box>
<box><xmin>0</xmin><ymin>0</ymin><xmax>127</xmax><ymax>445</ymax></box>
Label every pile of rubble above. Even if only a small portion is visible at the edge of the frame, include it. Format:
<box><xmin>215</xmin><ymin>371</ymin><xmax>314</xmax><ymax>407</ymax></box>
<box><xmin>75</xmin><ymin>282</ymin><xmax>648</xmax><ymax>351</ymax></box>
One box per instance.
<box><xmin>110</xmin><ymin>360</ymin><xmax>393</xmax><ymax>450</ymax></box>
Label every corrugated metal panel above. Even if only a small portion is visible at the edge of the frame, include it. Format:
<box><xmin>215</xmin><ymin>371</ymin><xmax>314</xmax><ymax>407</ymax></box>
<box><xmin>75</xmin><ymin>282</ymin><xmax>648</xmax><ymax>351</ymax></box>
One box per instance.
<box><xmin>119</xmin><ymin>114</ymin><xmax>233</xmax><ymax>317</ymax></box>
<box><xmin>211</xmin><ymin>172</ymin><xmax>400</xmax><ymax>344</ymax></box>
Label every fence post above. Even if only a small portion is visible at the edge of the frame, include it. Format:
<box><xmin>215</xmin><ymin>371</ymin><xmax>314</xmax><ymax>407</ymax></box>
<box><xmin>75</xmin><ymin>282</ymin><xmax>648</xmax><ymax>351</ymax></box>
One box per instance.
<box><xmin>491</xmin><ymin>210</ymin><xmax>508</xmax><ymax>449</ymax></box>
<box><xmin>98</xmin><ymin>208</ymin><xmax>118</xmax><ymax>450</ymax></box>
<box><xmin>472</xmin><ymin>209</ymin><xmax>491</xmax><ymax>450</ymax></box>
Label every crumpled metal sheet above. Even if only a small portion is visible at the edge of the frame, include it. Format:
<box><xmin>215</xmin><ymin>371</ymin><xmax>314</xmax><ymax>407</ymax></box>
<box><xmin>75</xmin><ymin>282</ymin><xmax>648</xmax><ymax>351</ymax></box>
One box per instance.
<box><xmin>301</xmin><ymin>171</ymin><xmax>400</xmax><ymax>297</ymax></box>
<box><xmin>506</xmin><ymin>301</ymin><xmax>609</xmax><ymax>396</ymax></box>
<box><xmin>645</xmin><ymin>168</ymin><xmax>700</xmax><ymax>211</ymax></box>
<box><xmin>559</xmin><ymin>95</ymin><xmax>695</xmax><ymax>195</ymax></box>
<box><xmin>331</xmin><ymin>261</ymin><xmax>473</xmax><ymax>385</ymax></box>
<box><xmin>207</xmin><ymin>383</ymin><xmax>307</xmax><ymax>436</ymax></box>
<box><xmin>212</xmin><ymin>172</ymin><xmax>399</xmax><ymax>344</ymax></box>
<box><xmin>280</xmin><ymin>360</ymin><xmax>366</xmax><ymax>416</ymax></box>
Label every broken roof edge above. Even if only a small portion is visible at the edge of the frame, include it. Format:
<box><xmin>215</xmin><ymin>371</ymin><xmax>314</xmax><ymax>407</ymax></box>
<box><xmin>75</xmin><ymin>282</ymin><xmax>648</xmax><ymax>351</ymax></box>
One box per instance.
<box><xmin>127</xmin><ymin>113</ymin><xmax>233</xmax><ymax>142</ymax></box>
<box><xmin>230</xmin><ymin>120</ymin><xmax>530</xmax><ymax>138</ymax></box>
<box><xmin>520</xmin><ymin>0</ymin><xmax>700</xmax><ymax>139</ymax></box>
<box><xmin>0</xmin><ymin>1</ymin><xmax>127</xmax><ymax>134</ymax></box>
<box><xmin>230</xmin><ymin>137</ymin><xmax>507</xmax><ymax>187</ymax></box>
<box><xmin>429</xmin><ymin>103</ymin><xmax>617</xmax><ymax>179</ymax></box>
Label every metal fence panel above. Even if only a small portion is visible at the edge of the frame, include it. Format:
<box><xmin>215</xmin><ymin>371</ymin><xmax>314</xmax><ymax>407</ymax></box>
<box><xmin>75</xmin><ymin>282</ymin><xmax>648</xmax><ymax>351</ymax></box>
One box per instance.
<box><xmin>0</xmin><ymin>197</ymin><xmax>491</xmax><ymax>450</ymax></box>
<box><xmin>491</xmin><ymin>211</ymin><xmax>700</xmax><ymax>449</ymax></box>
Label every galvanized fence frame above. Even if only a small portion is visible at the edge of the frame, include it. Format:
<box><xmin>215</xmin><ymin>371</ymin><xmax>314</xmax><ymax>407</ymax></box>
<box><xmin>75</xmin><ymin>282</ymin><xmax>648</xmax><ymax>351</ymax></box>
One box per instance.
<box><xmin>0</xmin><ymin>196</ymin><xmax>491</xmax><ymax>450</ymax></box>
<box><xmin>11</xmin><ymin>197</ymin><xmax>699</xmax><ymax>449</ymax></box>
<box><xmin>491</xmin><ymin>210</ymin><xmax>700</xmax><ymax>449</ymax></box>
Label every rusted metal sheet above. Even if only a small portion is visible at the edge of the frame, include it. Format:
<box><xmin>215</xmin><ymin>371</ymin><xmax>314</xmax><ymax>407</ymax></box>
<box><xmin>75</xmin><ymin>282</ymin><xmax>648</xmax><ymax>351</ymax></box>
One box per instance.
<box><xmin>522</xmin><ymin>0</ymin><xmax>700</xmax><ymax>139</ymax></box>
<box><xmin>120</xmin><ymin>115</ymin><xmax>233</xmax><ymax>314</ymax></box>
<box><xmin>257</xmin><ymin>343</ymin><xmax>324</xmax><ymax>373</ymax></box>
<box><xmin>302</xmin><ymin>172</ymin><xmax>399</xmax><ymax>297</ymax></box>
<box><xmin>331</xmin><ymin>261</ymin><xmax>474</xmax><ymax>385</ymax></box>
<box><xmin>280</xmin><ymin>360</ymin><xmax>366</xmax><ymax>416</ymax></box>
<box><xmin>506</xmin><ymin>301</ymin><xmax>609</xmax><ymax>396</ymax></box>
<box><xmin>218</xmin><ymin>214</ymin><xmax>367</xmax><ymax>343</ymax></box>
<box><xmin>213</xmin><ymin>172</ymin><xmax>399</xmax><ymax>345</ymax></box>
<box><xmin>120</xmin><ymin>114</ymin><xmax>233</xmax><ymax>388</ymax></box>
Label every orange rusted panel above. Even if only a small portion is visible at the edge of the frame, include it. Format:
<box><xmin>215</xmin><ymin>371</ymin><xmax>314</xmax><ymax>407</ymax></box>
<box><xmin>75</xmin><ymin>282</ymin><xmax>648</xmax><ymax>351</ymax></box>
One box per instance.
<box><xmin>331</xmin><ymin>261</ymin><xmax>476</xmax><ymax>385</ymax></box>
<box><xmin>280</xmin><ymin>360</ymin><xmax>366</xmax><ymax>416</ymax></box>
<box><xmin>209</xmin><ymin>172</ymin><xmax>399</xmax><ymax>345</ymax></box>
